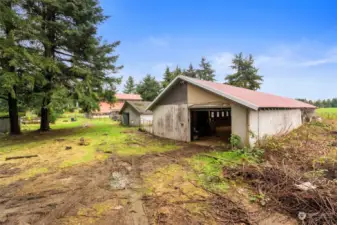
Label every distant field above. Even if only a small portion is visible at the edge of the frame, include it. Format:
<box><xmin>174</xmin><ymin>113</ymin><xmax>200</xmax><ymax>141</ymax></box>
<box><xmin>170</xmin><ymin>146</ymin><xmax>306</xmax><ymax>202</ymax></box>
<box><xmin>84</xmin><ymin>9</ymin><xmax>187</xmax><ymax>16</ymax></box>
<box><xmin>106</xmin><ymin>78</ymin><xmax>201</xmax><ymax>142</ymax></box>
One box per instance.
<box><xmin>316</xmin><ymin>108</ymin><xmax>337</xmax><ymax>119</ymax></box>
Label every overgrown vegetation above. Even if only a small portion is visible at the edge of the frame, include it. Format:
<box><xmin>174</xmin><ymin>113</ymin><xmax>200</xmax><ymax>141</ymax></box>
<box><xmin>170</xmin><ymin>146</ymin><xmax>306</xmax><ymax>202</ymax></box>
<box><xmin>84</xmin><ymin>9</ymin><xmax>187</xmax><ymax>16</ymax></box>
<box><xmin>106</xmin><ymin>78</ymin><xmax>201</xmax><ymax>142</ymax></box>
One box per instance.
<box><xmin>227</xmin><ymin>120</ymin><xmax>337</xmax><ymax>224</ymax></box>
<box><xmin>188</xmin><ymin>147</ymin><xmax>264</xmax><ymax>193</ymax></box>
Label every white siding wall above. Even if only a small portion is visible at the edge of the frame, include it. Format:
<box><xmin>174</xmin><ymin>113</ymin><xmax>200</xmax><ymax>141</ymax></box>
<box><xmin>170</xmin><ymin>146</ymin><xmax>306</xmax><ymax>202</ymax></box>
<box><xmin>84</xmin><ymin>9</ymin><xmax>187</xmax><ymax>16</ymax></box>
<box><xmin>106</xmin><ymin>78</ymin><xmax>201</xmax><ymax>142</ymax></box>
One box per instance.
<box><xmin>231</xmin><ymin>103</ymin><xmax>248</xmax><ymax>147</ymax></box>
<box><xmin>140</xmin><ymin>115</ymin><xmax>153</xmax><ymax>133</ymax></box>
<box><xmin>249</xmin><ymin>109</ymin><xmax>302</xmax><ymax>146</ymax></box>
<box><xmin>0</xmin><ymin>118</ymin><xmax>10</xmax><ymax>133</ymax></box>
<box><xmin>152</xmin><ymin>104</ymin><xmax>189</xmax><ymax>142</ymax></box>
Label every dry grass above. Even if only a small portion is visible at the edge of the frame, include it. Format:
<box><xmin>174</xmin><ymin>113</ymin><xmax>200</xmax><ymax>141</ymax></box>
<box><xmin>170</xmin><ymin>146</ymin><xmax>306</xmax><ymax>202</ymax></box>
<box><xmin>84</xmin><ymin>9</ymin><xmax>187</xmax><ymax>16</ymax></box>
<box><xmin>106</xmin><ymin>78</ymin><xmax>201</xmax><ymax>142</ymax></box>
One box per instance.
<box><xmin>228</xmin><ymin>120</ymin><xmax>337</xmax><ymax>224</ymax></box>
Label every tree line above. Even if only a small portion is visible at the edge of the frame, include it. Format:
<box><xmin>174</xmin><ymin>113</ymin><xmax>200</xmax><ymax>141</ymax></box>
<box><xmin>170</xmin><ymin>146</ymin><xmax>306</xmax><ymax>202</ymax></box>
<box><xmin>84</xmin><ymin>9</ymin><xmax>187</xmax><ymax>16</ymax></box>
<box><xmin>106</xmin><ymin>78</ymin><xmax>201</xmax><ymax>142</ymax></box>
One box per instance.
<box><xmin>297</xmin><ymin>98</ymin><xmax>337</xmax><ymax>108</ymax></box>
<box><xmin>124</xmin><ymin>53</ymin><xmax>263</xmax><ymax>101</ymax></box>
<box><xmin>123</xmin><ymin>56</ymin><xmax>216</xmax><ymax>100</ymax></box>
<box><xmin>0</xmin><ymin>0</ymin><xmax>122</xmax><ymax>134</ymax></box>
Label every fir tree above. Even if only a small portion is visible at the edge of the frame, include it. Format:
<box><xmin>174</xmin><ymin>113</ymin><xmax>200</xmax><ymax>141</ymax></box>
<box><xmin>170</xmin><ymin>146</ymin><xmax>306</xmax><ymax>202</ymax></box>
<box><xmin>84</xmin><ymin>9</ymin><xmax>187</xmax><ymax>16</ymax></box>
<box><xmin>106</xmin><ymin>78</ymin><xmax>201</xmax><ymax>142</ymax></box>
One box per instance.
<box><xmin>225</xmin><ymin>53</ymin><xmax>263</xmax><ymax>90</ymax></box>
<box><xmin>183</xmin><ymin>63</ymin><xmax>197</xmax><ymax>78</ymax></box>
<box><xmin>162</xmin><ymin>66</ymin><xmax>174</xmax><ymax>88</ymax></box>
<box><xmin>0</xmin><ymin>0</ymin><xmax>43</xmax><ymax>134</ymax></box>
<box><xmin>23</xmin><ymin>0</ymin><xmax>122</xmax><ymax>130</ymax></box>
<box><xmin>197</xmin><ymin>57</ymin><xmax>215</xmax><ymax>81</ymax></box>
<box><xmin>172</xmin><ymin>66</ymin><xmax>182</xmax><ymax>78</ymax></box>
<box><xmin>124</xmin><ymin>76</ymin><xmax>136</xmax><ymax>94</ymax></box>
<box><xmin>136</xmin><ymin>74</ymin><xmax>161</xmax><ymax>101</ymax></box>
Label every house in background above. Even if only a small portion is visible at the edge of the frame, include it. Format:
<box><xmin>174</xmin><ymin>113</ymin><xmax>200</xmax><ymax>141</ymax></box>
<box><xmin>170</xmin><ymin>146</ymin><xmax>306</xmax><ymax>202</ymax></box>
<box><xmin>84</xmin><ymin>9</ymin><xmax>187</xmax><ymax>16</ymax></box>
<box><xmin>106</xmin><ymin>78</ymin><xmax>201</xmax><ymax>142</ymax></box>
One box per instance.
<box><xmin>119</xmin><ymin>101</ymin><xmax>153</xmax><ymax>129</ymax></box>
<box><xmin>90</xmin><ymin>94</ymin><xmax>142</xmax><ymax>119</ymax></box>
<box><xmin>146</xmin><ymin>75</ymin><xmax>316</xmax><ymax>147</ymax></box>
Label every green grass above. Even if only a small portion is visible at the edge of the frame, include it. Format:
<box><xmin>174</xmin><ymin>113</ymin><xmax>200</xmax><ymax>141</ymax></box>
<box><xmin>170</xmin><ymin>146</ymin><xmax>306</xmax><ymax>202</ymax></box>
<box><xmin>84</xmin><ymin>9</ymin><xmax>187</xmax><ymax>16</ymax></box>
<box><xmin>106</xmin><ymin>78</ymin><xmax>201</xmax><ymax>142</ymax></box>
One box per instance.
<box><xmin>188</xmin><ymin>150</ymin><xmax>260</xmax><ymax>193</ymax></box>
<box><xmin>0</xmin><ymin>117</ymin><xmax>179</xmax><ymax>185</ymax></box>
<box><xmin>317</xmin><ymin>108</ymin><xmax>337</xmax><ymax>119</ymax></box>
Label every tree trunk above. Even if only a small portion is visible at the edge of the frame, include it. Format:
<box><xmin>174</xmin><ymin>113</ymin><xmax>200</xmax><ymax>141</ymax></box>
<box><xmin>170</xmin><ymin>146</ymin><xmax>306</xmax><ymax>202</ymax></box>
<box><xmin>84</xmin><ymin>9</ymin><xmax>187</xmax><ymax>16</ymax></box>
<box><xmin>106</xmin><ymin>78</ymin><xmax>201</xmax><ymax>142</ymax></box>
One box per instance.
<box><xmin>40</xmin><ymin>98</ymin><xmax>50</xmax><ymax>131</ymax></box>
<box><xmin>8</xmin><ymin>93</ymin><xmax>21</xmax><ymax>135</ymax></box>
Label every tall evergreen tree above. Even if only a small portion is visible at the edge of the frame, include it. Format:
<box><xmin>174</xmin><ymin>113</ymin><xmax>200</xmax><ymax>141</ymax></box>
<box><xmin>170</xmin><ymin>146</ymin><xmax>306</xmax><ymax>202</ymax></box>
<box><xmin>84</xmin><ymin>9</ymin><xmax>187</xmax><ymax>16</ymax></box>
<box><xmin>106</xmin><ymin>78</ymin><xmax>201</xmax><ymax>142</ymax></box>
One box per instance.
<box><xmin>162</xmin><ymin>66</ymin><xmax>174</xmax><ymax>88</ymax></box>
<box><xmin>197</xmin><ymin>57</ymin><xmax>215</xmax><ymax>81</ymax></box>
<box><xmin>0</xmin><ymin>0</ymin><xmax>43</xmax><ymax>134</ymax></box>
<box><xmin>183</xmin><ymin>63</ymin><xmax>197</xmax><ymax>78</ymax></box>
<box><xmin>225</xmin><ymin>52</ymin><xmax>263</xmax><ymax>90</ymax></box>
<box><xmin>136</xmin><ymin>74</ymin><xmax>161</xmax><ymax>101</ymax></box>
<box><xmin>23</xmin><ymin>0</ymin><xmax>122</xmax><ymax>130</ymax></box>
<box><xmin>124</xmin><ymin>76</ymin><xmax>136</xmax><ymax>94</ymax></box>
<box><xmin>172</xmin><ymin>66</ymin><xmax>182</xmax><ymax>78</ymax></box>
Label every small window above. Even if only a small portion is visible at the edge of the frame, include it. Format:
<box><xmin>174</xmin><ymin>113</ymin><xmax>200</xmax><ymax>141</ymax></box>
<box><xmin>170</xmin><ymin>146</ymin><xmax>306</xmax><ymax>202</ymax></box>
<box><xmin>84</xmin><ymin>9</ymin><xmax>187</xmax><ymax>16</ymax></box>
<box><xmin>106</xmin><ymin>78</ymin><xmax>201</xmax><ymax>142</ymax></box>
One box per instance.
<box><xmin>211</xmin><ymin>112</ymin><xmax>214</xmax><ymax>118</ymax></box>
<box><xmin>226</xmin><ymin>111</ymin><xmax>229</xmax><ymax>117</ymax></box>
<box><xmin>217</xmin><ymin>112</ymin><xmax>220</xmax><ymax>117</ymax></box>
<box><xmin>222</xmin><ymin>111</ymin><xmax>224</xmax><ymax>117</ymax></box>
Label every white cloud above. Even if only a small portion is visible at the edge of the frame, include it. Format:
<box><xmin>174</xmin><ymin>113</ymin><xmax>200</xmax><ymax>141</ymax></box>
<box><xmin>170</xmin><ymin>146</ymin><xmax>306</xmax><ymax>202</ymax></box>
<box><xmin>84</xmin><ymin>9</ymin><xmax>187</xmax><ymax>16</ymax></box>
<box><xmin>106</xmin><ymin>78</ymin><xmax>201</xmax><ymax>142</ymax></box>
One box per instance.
<box><xmin>147</xmin><ymin>36</ymin><xmax>169</xmax><ymax>47</ymax></box>
<box><xmin>208</xmin><ymin>43</ymin><xmax>337</xmax><ymax>99</ymax></box>
<box><xmin>210</xmin><ymin>52</ymin><xmax>234</xmax><ymax>75</ymax></box>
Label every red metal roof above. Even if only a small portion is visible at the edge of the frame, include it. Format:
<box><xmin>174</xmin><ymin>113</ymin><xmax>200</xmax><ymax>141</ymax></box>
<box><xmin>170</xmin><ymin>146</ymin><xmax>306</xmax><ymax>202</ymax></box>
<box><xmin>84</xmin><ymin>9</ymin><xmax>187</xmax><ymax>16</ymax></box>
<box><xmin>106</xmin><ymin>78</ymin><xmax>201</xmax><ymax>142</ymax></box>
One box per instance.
<box><xmin>115</xmin><ymin>93</ymin><xmax>142</xmax><ymax>101</ymax></box>
<box><xmin>190</xmin><ymin>78</ymin><xmax>316</xmax><ymax>109</ymax></box>
<box><xmin>147</xmin><ymin>76</ymin><xmax>316</xmax><ymax>110</ymax></box>
<box><xmin>98</xmin><ymin>102</ymin><xmax>125</xmax><ymax>114</ymax></box>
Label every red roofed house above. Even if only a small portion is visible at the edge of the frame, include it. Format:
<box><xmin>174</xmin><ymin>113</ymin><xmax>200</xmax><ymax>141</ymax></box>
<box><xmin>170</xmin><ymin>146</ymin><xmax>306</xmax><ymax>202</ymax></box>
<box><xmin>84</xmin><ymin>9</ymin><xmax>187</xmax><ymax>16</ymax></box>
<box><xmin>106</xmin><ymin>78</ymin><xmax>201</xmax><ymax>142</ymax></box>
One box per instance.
<box><xmin>92</xmin><ymin>93</ymin><xmax>142</xmax><ymax>119</ymax></box>
<box><xmin>146</xmin><ymin>75</ymin><xmax>316</xmax><ymax>147</ymax></box>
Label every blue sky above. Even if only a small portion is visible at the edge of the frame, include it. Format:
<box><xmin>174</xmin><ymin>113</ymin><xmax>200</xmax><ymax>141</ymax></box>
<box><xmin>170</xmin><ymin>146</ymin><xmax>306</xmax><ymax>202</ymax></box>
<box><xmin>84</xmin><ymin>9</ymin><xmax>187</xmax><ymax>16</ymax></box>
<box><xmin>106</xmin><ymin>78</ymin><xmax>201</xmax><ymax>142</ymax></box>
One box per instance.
<box><xmin>98</xmin><ymin>0</ymin><xmax>337</xmax><ymax>100</ymax></box>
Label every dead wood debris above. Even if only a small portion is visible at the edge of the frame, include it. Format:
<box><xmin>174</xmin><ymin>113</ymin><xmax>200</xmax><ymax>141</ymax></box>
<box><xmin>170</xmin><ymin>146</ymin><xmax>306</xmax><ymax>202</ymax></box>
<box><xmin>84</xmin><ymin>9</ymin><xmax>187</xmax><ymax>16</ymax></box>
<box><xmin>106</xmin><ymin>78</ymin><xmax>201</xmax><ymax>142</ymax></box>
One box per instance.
<box><xmin>5</xmin><ymin>155</ymin><xmax>38</xmax><ymax>161</ymax></box>
<box><xmin>230</xmin><ymin>164</ymin><xmax>337</xmax><ymax>225</ymax></box>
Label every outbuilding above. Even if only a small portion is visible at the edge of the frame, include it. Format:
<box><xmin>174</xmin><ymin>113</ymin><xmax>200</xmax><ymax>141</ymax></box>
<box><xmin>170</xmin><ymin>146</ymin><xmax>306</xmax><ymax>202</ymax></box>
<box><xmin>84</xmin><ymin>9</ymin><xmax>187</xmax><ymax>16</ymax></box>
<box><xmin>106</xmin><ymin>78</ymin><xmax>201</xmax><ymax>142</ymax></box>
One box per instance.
<box><xmin>0</xmin><ymin>116</ymin><xmax>10</xmax><ymax>133</ymax></box>
<box><xmin>146</xmin><ymin>75</ymin><xmax>316</xmax><ymax>147</ymax></box>
<box><xmin>120</xmin><ymin>101</ymin><xmax>153</xmax><ymax>127</ymax></box>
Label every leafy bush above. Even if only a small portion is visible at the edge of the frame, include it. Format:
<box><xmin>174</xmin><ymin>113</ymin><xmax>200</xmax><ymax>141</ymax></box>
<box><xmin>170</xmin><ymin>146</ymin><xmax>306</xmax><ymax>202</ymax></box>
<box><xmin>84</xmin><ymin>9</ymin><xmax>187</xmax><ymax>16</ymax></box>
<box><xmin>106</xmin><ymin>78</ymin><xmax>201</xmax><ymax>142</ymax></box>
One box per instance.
<box><xmin>49</xmin><ymin>108</ymin><xmax>60</xmax><ymax>124</ymax></box>
<box><xmin>229</xmin><ymin>134</ymin><xmax>241</xmax><ymax>149</ymax></box>
<box><xmin>238</xmin><ymin>147</ymin><xmax>265</xmax><ymax>162</ymax></box>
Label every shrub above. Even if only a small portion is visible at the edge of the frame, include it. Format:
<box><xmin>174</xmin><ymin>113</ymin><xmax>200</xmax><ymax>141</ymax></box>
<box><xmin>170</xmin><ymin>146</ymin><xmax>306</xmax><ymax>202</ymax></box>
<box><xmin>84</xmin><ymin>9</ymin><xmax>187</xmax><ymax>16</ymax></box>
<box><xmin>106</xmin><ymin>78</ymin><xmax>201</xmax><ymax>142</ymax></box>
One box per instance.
<box><xmin>229</xmin><ymin>134</ymin><xmax>241</xmax><ymax>149</ymax></box>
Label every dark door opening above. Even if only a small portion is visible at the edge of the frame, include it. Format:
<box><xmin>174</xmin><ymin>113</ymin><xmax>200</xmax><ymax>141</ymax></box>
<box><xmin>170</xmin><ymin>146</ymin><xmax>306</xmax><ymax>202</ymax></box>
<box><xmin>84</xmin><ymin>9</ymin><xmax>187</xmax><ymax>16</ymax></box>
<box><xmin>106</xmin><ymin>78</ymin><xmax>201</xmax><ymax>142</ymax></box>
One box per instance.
<box><xmin>123</xmin><ymin>113</ymin><xmax>130</xmax><ymax>126</ymax></box>
<box><xmin>191</xmin><ymin>109</ymin><xmax>231</xmax><ymax>142</ymax></box>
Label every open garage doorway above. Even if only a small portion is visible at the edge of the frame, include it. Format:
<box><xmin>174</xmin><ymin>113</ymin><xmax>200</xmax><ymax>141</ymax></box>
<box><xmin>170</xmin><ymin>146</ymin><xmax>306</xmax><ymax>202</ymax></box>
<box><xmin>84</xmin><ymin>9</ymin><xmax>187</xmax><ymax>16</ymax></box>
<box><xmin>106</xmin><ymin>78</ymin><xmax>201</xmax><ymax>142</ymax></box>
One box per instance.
<box><xmin>190</xmin><ymin>108</ymin><xmax>231</xmax><ymax>143</ymax></box>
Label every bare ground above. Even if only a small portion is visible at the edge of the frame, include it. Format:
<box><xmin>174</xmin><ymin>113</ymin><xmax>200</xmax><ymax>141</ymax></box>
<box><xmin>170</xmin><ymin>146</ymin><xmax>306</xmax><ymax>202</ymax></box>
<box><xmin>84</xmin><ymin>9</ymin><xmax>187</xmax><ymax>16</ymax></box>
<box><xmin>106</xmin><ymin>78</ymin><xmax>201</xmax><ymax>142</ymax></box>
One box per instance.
<box><xmin>0</xmin><ymin>138</ymin><xmax>297</xmax><ymax>225</ymax></box>
<box><xmin>0</xmin><ymin>142</ymin><xmax>214</xmax><ymax>225</ymax></box>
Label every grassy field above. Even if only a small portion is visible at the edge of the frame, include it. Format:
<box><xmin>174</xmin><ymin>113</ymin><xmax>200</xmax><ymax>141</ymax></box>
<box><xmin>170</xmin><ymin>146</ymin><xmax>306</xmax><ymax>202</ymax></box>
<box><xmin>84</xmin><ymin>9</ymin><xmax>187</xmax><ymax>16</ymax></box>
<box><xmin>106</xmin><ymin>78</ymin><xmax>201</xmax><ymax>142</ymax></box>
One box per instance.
<box><xmin>0</xmin><ymin>117</ymin><xmax>178</xmax><ymax>185</ymax></box>
<box><xmin>2</xmin><ymin>114</ymin><xmax>336</xmax><ymax>224</ymax></box>
<box><xmin>316</xmin><ymin>108</ymin><xmax>337</xmax><ymax>119</ymax></box>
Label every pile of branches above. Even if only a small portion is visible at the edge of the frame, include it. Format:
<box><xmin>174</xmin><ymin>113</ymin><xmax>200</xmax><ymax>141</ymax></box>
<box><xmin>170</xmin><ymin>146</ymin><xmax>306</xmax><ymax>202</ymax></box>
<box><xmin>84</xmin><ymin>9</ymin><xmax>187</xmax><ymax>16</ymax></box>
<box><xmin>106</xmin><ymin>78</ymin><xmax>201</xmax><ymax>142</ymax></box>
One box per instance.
<box><xmin>210</xmin><ymin>196</ymin><xmax>253</xmax><ymax>224</ymax></box>
<box><xmin>230</xmin><ymin>164</ymin><xmax>337</xmax><ymax>225</ymax></box>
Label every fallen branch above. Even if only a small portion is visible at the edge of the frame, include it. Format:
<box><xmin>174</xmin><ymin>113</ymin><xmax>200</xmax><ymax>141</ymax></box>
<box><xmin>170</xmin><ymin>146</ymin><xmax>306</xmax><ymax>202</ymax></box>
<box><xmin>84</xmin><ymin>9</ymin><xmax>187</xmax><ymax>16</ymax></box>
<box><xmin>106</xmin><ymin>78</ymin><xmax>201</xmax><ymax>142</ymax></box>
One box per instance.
<box><xmin>5</xmin><ymin>155</ymin><xmax>38</xmax><ymax>161</ymax></box>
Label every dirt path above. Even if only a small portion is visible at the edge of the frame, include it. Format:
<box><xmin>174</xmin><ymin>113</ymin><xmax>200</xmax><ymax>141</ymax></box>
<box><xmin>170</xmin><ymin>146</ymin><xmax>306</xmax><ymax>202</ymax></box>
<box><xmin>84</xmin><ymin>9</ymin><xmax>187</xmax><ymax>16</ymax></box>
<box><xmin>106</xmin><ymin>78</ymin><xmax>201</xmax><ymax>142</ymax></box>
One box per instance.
<box><xmin>0</xmin><ymin>143</ymin><xmax>296</xmax><ymax>225</ymax></box>
<box><xmin>0</xmin><ymin>143</ymin><xmax>212</xmax><ymax>225</ymax></box>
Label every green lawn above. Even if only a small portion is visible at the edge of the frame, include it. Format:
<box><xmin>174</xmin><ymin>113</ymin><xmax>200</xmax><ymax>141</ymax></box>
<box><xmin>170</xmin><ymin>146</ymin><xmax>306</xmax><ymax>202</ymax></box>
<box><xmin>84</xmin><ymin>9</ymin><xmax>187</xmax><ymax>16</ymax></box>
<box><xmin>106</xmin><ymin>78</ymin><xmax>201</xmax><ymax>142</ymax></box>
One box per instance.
<box><xmin>0</xmin><ymin>117</ymin><xmax>178</xmax><ymax>185</ymax></box>
<box><xmin>316</xmin><ymin>108</ymin><xmax>337</xmax><ymax>119</ymax></box>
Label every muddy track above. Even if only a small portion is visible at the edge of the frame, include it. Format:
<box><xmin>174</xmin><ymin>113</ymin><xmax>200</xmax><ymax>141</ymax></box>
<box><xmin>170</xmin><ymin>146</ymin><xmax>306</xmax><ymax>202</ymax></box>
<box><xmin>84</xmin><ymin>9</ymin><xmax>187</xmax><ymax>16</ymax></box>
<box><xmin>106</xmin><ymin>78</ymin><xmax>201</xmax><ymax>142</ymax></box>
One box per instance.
<box><xmin>0</xmin><ymin>144</ymin><xmax>211</xmax><ymax>225</ymax></box>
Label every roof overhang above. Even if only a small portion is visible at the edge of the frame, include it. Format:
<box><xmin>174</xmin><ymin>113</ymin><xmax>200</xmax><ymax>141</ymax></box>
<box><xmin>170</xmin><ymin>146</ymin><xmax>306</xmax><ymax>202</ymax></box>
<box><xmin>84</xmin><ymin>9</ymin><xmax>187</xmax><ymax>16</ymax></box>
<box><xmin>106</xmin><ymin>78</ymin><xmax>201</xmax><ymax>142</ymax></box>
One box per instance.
<box><xmin>146</xmin><ymin>75</ymin><xmax>259</xmax><ymax>111</ymax></box>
